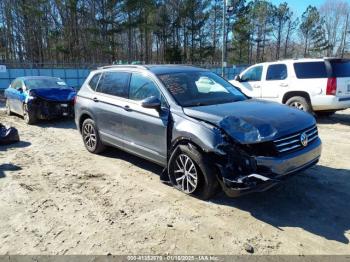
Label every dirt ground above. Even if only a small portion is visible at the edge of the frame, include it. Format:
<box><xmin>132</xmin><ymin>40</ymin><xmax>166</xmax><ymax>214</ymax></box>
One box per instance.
<box><xmin>0</xmin><ymin>100</ymin><xmax>349</xmax><ymax>255</ymax></box>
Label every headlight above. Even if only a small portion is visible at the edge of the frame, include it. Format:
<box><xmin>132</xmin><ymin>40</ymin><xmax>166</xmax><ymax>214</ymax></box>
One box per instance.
<box><xmin>28</xmin><ymin>90</ymin><xmax>37</xmax><ymax>99</ymax></box>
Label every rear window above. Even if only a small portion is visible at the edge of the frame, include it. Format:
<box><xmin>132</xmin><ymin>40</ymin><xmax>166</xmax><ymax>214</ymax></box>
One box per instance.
<box><xmin>89</xmin><ymin>73</ymin><xmax>101</xmax><ymax>90</ymax></box>
<box><xmin>330</xmin><ymin>60</ymin><xmax>350</xmax><ymax>77</ymax></box>
<box><xmin>293</xmin><ymin>62</ymin><xmax>327</xmax><ymax>79</ymax></box>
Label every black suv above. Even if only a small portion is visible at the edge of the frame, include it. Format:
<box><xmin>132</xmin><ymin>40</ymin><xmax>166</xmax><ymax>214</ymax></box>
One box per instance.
<box><xmin>75</xmin><ymin>65</ymin><xmax>322</xmax><ymax>199</ymax></box>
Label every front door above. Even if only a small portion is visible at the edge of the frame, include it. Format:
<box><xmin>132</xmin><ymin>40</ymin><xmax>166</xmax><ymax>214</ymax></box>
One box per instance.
<box><xmin>122</xmin><ymin>72</ymin><xmax>168</xmax><ymax>165</ymax></box>
<box><xmin>8</xmin><ymin>80</ymin><xmax>26</xmax><ymax>114</ymax></box>
<box><xmin>232</xmin><ymin>65</ymin><xmax>263</xmax><ymax>98</ymax></box>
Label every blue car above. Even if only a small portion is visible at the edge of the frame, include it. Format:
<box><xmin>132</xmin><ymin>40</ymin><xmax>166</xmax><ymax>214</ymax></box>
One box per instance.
<box><xmin>4</xmin><ymin>76</ymin><xmax>76</xmax><ymax>124</ymax></box>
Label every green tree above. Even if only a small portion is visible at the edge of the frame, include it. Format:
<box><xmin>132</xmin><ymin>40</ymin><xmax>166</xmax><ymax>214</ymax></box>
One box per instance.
<box><xmin>272</xmin><ymin>2</ymin><xmax>292</xmax><ymax>59</ymax></box>
<box><xmin>300</xmin><ymin>6</ymin><xmax>328</xmax><ymax>56</ymax></box>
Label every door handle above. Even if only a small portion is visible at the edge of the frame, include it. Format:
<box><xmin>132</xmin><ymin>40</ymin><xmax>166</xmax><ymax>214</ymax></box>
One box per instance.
<box><xmin>124</xmin><ymin>105</ymin><xmax>132</xmax><ymax>111</ymax></box>
<box><xmin>253</xmin><ymin>84</ymin><xmax>260</xmax><ymax>88</ymax></box>
<box><xmin>279</xmin><ymin>83</ymin><xmax>288</xmax><ymax>87</ymax></box>
<box><xmin>93</xmin><ymin>97</ymin><xmax>99</xmax><ymax>102</ymax></box>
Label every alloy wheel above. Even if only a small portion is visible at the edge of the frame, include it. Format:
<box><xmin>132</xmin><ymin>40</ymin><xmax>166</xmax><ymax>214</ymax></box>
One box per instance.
<box><xmin>173</xmin><ymin>154</ymin><xmax>198</xmax><ymax>194</ymax></box>
<box><xmin>83</xmin><ymin>123</ymin><xmax>97</xmax><ymax>150</ymax></box>
<box><xmin>290</xmin><ymin>102</ymin><xmax>305</xmax><ymax>111</ymax></box>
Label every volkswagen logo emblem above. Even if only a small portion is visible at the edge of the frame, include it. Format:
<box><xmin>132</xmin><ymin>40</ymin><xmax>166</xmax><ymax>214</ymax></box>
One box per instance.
<box><xmin>300</xmin><ymin>132</ymin><xmax>308</xmax><ymax>147</ymax></box>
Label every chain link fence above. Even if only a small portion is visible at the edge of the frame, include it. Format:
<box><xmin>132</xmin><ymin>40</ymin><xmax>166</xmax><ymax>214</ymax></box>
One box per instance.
<box><xmin>0</xmin><ymin>61</ymin><xmax>248</xmax><ymax>90</ymax></box>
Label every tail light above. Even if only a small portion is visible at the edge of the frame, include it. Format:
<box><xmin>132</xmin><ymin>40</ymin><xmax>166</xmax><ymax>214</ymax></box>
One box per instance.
<box><xmin>326</xmin><ymin>77</ymin><xmax>337</xmax><ymax>95</ymax></box>
<box><xmin>73</xmin><ymin>96</ymin><xmax>77</xmax><ymax>105</ymax></box>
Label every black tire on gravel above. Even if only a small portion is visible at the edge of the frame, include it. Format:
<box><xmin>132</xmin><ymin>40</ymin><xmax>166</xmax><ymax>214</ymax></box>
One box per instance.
<box><xmin>5</xmin><ymin>99</ymin><xmax>12</xmax><ymax>116</ymax></box>
<box><xmin>81</xmin><ymin>118</ymin><xmax>105</xmax><ymax>154</ymax></box>
<box><xmin>168</xmin><ymin>144</ymin><xmax>219</xmax><ymax>200</ymax></box>
<box><xmin>23</xmin><ymin>103</ymin><xmax>37</xmax><ymax>125</ymax></box>
<box><xmin>285</xmin><ymin>96</ymin><xmax>312</xmax><ymax>113</ymax></box>
<box><xmin>316</xmin><ymin>110</ymin><xmax>337</xmax><ymax>117</ymax></box>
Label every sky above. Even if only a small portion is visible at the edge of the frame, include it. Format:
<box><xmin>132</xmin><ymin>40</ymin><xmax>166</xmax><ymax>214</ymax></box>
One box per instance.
<box><xmin>270</xmin><ymin>0</ymin><xmax>326</xmax><ymax>16</ymax></box>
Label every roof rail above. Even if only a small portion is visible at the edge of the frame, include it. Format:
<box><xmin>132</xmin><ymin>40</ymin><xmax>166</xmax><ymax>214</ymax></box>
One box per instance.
<box><xmin>97</xmin><ymin>65</ymin><xmax>148</xmax><ymax>70</ymax></box>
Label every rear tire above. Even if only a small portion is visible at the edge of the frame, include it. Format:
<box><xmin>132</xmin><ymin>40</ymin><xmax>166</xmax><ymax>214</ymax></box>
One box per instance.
<box><xmin>285</xmin><ymin>96</ymin><xmax>312</xmax><ymax>113</ymax></box>
<box><xmin>23</xmin><ymin>104</ymin><xmax>37</xmax><ymax>125</ymax></box>
<box><xmin>168</xmin><ymin>144</ymin><xmax>219</xmax><ymax>200</ymax></box>
<box><xmin>5</xmin><ymin>99</ymin><xmax>12</xmax><ymax>116</ymax></box>
<box><xmin>81</xmin><ymin>118</ymin><xmax>105</xmax><ymax>154</ymax></box>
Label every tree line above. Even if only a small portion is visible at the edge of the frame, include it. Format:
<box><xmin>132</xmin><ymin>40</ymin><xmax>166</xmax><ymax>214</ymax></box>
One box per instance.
<box><xmin>0</xmin><ymin>0</ymin><xmax>349</xmax><ymax>66</ymax></box>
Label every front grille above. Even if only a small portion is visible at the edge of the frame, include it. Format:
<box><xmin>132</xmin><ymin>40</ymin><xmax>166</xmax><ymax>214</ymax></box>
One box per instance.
<box><xmin>36</xmin><ymin>99</ymin><xmax>73</xmax><ymax>118</ymax></box>
<box><xmin>274</xmin><ymin>125</ymin><xmax>318</xmax><ymax>154</ymax></box>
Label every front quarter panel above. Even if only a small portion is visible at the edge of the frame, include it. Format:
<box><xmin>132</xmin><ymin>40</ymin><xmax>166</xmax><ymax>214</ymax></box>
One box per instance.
<box><xmin>171</xmin><ymin>112</ymin><xmax>225</xmax><ymax>154</ymax></box>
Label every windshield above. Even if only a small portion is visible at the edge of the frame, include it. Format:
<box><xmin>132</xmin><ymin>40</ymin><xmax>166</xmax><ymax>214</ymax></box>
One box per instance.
<box><xmin>24</xmin><ymin>78</ymin><xmax>69</xmax><ymax>89</ymax></box>
<box><xmin>158</xmin><ymin>71</ymin><xmax>246</xmax><ymax>107</ymax></box>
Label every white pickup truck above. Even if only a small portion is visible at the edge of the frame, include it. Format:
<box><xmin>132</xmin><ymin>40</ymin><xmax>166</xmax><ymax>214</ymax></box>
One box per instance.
<box><xmin>229</xmin><ymin>58</ymin><xmax>350</xmax><ymax>115</ymax></box>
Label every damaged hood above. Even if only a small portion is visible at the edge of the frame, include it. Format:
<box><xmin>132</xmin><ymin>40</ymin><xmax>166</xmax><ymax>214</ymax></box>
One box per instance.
<box><xmin>30</xmin><ymin>88</ymin><xmax>76</xmax><ymax>102</ymax></box>
<box><xmin>183</xmin><ymin>99</ymin><xmax>316</xmax><ymax>144</ymax></box>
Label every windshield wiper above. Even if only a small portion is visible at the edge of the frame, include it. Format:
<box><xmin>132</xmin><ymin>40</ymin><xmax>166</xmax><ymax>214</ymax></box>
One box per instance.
<box><xmin>184</xmin><ymin>98</ymin><xmax>243</xmax><ymax>107</ymax></box>
<box><xmin>184</xmin><ymin>102</ymin><xmax>209</xmax><ymax>107</ymax></box>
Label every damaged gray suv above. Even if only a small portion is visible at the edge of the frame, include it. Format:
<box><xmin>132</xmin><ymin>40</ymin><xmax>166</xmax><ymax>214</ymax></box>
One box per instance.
<box><xmin>75</xmin><ymin>65</ymin><xmax>322</xmax><ymax>199</ymax></box>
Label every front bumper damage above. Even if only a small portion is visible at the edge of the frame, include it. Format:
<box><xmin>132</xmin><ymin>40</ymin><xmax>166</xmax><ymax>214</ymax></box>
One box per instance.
<box><xmin>217</xmin><ymin>138</ymin><xmax>322</xmax><ymax>197</ymax></box>
<box><xmin>28</xmin><ymin>99</ymin><xmax>74</xmax><ymax>120</ymax></box>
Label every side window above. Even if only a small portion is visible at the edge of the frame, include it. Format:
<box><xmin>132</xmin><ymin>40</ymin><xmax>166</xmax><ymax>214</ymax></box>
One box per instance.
<box><xmin>96</xmin><ymin>71</ymin><xmax>130</xmax><ymax>98</ymax></box>
<box><xmin>129</xmin><ymin>74</ymin><xmax>161</xmax><ymax>101</ymax></box>
<box><xmin>88</xmin><ymin>73</ymin><xmax>101</xmax><ymax>90</ymax></box>
<box><xmin>241</xmin><ymin>66</ymin><xmax>263</xmax><ymax>82</ymax></box>
<box><xmin>266</xmin><ymin>64</ymin><xmax>287</xmax><ymax>81</ymax></box>
<box><xmin>293</xmin><ymin>62</ymin><xmax>327</xmax><ymax>79</ymax></box>
<box><xmin>11</xmin><ymin>80</ymin><xmax>22</xmax><ymax>90</ymax></box>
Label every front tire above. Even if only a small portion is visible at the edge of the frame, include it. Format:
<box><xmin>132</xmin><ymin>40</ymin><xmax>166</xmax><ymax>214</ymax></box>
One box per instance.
<box><xmin>285</xmin><ymin>96</ymin><xmax>312</xmax><ymax>113</ymax></box>
<box><xmin>5</xmin><ymin>99</ymin><xmax>12</xmax><ymax>116</ymax></box>
<box><xmin>23</xmin><ymin>104</ymin><xmax>36</xmax><ymax>124</ymax></box>
<box><xmin>168</xmin><ymin>144</ymin><xmax>219</xmax><ymax>200</ymax></box>
<box><xmin>81</xmin><ymin>118</ymin><xmax>105</xmax><ymax>154</ymax></box>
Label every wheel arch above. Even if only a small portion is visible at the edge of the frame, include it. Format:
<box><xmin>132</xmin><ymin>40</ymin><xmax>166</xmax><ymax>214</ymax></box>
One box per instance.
<box><xmin>78</xmin><ymin>112</ymin><xmax>94</xmax><ymax>132</ymax></box>
<box><xmin>282</xmin><ymin>91</ymin><xmax>311</xmax><ymax>104</ymax></box>
<box><xmin>170</xmin><ymin>137</ymin><xmax>206</xmax><ymax>156</ymax></box>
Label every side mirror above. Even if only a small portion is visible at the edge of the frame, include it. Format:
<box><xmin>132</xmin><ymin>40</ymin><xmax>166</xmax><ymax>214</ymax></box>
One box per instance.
<box><xmin>141</xmin><ymin>96</ymin><xmax>161</xmax><ymax>110</ymax></box>
<box><xmin>234</xmin><ymin>75</ymin><xmax>241</xmax><ymax>82</ymax></box>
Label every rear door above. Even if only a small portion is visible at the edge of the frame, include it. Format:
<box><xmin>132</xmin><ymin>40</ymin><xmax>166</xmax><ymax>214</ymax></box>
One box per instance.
<box><xmin>122</xmin><ymin>72</ymin><xmax>169</xmax><ymax>165</ymax></box>
<box><xmin>261</xmin><ymin>63</ymin><xmax>288</xmax><ymax>101</ymax></box>
<box><xmin>93</xmin><ymin>71</ymin><xmax>131</xmax><ymax>147</ymax></box>
<box><xmin>327</xmin><ymin>59</ymin><xmax>350</xmax><ymax>99</ymax></box>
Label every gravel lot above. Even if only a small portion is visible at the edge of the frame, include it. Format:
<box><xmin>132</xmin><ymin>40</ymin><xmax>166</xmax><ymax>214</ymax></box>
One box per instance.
<box><xmin>0</xmin><ymin>101</ymin><xmax>349</xmax><ymax>255</ymax></box>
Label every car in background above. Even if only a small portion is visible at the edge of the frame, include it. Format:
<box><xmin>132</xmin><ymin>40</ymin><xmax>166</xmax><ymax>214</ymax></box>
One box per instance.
<box><xmin>230</xmin><ymin>58</ymin><xmax>350</xmax><ymax>115</ymax></box>
<box><xmin>75</xmin><ymin>65</ymin><xmax>321</xmax><ymax>199</ymax></box>
<box><xmin>4</xmin><ymin>76</ymin><xmax>76</xmax><ymax>124</ymax></box>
